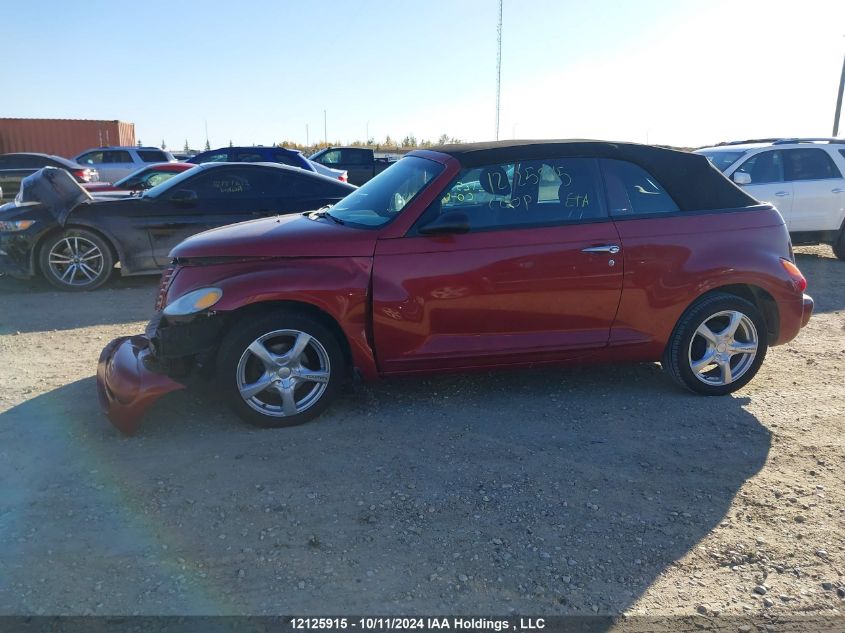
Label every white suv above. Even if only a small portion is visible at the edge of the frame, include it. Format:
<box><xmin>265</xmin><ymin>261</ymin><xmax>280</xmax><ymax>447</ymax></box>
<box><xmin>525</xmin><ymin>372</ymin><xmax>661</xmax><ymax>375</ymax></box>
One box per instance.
<box><xmin>696</xmin><ymin>138</ymin><xmax>845</xmax><ymax>259</ymax></box>
<box><xmin>74</xmin><ymin>146</ymin><xmax>176</xmax><ymax>183</ymax></box>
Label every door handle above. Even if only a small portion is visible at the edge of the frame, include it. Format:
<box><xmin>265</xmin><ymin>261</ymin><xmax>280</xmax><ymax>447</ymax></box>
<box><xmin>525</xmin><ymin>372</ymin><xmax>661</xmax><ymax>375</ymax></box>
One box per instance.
<box><xmin>582</xmin><ymin>245</ymin><xmax>620</xmax><ymax>254</ymax></box>
<box><xmin>832</xmin><ymin>188</ymin><xmax>845</xmax><ymax>194</ymax></box>
<box><xmin>774</xmin><ymin>191</ymin><xmax>790</xmax><ymax>197</ymax></box>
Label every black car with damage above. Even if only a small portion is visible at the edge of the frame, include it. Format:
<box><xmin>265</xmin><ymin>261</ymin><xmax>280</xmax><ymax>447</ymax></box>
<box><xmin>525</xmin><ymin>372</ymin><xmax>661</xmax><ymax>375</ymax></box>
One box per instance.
<box><xmin>0</xmin><ymin>163</ymin><xmax>356</xmax><ymax>290</ymax></box>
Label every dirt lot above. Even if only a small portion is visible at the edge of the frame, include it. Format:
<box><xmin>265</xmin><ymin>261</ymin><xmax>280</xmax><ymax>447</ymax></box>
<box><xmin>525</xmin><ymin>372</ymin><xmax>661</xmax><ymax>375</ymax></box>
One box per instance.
<box><xmin>0</xmin><ymin>247</ymin><xmax>843</xmax><ymax>622</ymax></box>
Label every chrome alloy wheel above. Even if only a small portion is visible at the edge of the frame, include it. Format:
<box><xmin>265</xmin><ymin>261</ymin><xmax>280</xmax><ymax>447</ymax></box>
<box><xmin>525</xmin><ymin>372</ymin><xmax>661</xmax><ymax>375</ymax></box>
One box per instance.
<box><xmin>688</xmin><ymin>310</ymin><xmax>759</xmax><ymax>386</ymax></box>
<box><xmin>236</xmin><ymin>329</ymin><xmax>331</xmax><ymax>417</ymax></box>
<box><xmin>47</xmin><ymin>236</ymin><xmax>105</xmax><ymax>286</ymax></box>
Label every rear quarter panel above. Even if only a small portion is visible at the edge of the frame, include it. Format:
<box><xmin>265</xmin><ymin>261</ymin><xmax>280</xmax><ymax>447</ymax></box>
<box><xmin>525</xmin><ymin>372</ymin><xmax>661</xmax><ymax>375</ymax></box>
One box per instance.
<box><xmin>606</xmin><ymin>205</ymin><xmax>804</xmax><ymax>360</ymax></box>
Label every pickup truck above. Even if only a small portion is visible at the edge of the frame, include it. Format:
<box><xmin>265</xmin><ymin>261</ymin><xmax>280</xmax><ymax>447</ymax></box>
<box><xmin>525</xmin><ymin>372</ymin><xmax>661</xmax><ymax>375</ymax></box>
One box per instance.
<box><xmin>309</xmin><ymin>147</ymin><xmax>398</xmax><ymax>185</ymax></box>
<box><xmin>97</xmin><ymin>140</ymin><xmax>813</xmax><ymax>434</ymax></box>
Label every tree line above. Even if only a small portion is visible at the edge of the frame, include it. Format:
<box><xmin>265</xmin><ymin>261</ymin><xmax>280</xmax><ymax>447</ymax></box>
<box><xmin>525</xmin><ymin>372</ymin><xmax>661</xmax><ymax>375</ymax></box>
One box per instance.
<box><xmin>276</xmin><ymin>134</ymin><xmax>463</xmax><ymax>154</ymax></box>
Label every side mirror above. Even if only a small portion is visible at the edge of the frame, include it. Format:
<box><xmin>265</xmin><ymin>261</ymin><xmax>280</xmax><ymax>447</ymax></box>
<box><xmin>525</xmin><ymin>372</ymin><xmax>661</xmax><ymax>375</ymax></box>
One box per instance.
<box><xmin>733</xmin><ymin>172</ymin><xmax>752</xmax><ymax>185</ymax></box>
<box><xmin>418</xmin><ymin>211</ymin><xmax>471</xmax><ymax>236</ymax></box>
<box><xmin>170</xmin><ymin>189</ymin><xmax>198</xmax><ymax>205</ymax></box>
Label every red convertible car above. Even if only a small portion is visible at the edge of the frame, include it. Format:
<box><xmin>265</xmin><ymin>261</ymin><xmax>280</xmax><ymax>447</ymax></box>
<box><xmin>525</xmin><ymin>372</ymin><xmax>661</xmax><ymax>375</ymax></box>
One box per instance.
<box><xmin>97</xmin><ymin>140</ymin><xmax>813</xmax><ymax>434</ymax></box>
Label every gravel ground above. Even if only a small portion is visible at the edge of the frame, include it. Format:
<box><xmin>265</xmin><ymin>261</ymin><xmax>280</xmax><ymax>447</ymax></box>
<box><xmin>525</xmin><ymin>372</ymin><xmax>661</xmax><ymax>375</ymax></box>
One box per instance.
<box><xmin>0</xmin><ymin>246</ymin><xmax>843</xmax><ymax>620</ymax></box>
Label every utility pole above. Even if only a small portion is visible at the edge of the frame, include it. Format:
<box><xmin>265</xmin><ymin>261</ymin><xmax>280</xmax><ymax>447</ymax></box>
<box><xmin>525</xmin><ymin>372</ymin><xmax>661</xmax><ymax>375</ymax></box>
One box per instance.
<box><xmin>323</xmin><ymin>110</ymin><xmax>328</xmax><ymax>146</ymax></box>
<box><xmin>834</xmin><ymin>47</ymin><xmax>845</xmax><ymax>136</ymax></box>
<box><xmin>495</xmin><ymin>0</ymin><xmax>503</xmax><ymax>141</ymax></box>
<box><xmin>204</xmin><ymin>119</ymin><xmax>209</xmax><ymax>148</ymax></box>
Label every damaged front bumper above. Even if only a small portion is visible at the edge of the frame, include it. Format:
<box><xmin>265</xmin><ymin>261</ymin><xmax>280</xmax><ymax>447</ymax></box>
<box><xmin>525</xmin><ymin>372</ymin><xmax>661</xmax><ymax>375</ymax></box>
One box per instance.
<box><xmin>96</xmin><ymin>311</ymin><xmax>225</xmax><ymax>434</ymax></box>
<box><xmin>96</xmin><ymin>335</ymin><xmax>185</xmax><ymax>435</ymax></box>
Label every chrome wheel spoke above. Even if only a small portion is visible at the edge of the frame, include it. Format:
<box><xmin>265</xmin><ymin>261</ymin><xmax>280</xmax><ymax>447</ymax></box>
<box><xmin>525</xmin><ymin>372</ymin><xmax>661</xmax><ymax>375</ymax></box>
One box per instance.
<box><xmin>717</xmin><ymin>359</ymin><xmax>733</xmax><ymax>383</ymax></box>
<box><xmin>248</xmin><ymin>340</ymin><xmax>281</xmax><ymax>371</ymax></box>
<box><xmin>286</xmin><ymin>332</ymin><xmax>312</xmax><ymax>363</ymax></box>
<box><xmin>239</xmin><ymin>373</ymin><xmax>273</xmax><ymax>399</ymax></box>
<box><xmin>49</xmin><ymin>254</ymin><xmax>73</xmax><ymax>263</ymax></box>
<box><xmin>691</xmin><ymin>349</ymin><xmax>716</xmax><ymax>373</ymax></box>
<box><xmin>298</xmin><ymin>369</ymin><xmax>330</xmax><ymax>384</ymax></box>
<box><xmin>78</xmin><ymin>263</ymin><xmax>95</xmax><ymax>281</ymax></box>
<box><xmin>61</xmin><ymin>264</ymin><xmax>76</xmax><ymax>281</ymax></box>
<box><xmin>277</xmin><ymin>384</ymin><xmax>298</xmax><ymax>416</ymax></box>
<box><xmin>722</xmin><ymin>311</ymin><xmax>743</xmax><ymax>338</ymax></box>
<box><xmin>695</xmin><ymin>323</ymin><xmax>718</xmax><ymax>344</ymax></box>
<box><xmin>729</xmin><ymin>340</ymin><xmax>757</xmax><ymax>355</ymax></box>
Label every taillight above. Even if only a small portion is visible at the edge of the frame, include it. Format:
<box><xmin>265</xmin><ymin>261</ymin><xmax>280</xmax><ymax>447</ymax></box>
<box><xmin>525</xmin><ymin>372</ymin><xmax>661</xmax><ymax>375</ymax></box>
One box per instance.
<box><xmin>72</xmin><ymin>168</ymin><xmax>98</xmax><ymax>183</ymax></box>
<box><xmin>781</xmin><ymin>258</ymin><xmax>807</xmax><ymax>293</ymax></box>
<box><xmin>154</xmin><ymin>267</ymin><xmax>176</xmax><ymax>311</ymax></box>
<box><xmin>339</xmin><ymin>174</ymin><xmax>348</xmax><ymax>182</ymax></box>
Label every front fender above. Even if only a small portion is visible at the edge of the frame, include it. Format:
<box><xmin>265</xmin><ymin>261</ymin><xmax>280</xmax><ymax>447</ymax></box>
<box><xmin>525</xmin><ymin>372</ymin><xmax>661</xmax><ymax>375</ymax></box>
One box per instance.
<box><xmin>167</xmin><ymin>257</ymin><xmax>379</xmax><ymax>380</ymax></box>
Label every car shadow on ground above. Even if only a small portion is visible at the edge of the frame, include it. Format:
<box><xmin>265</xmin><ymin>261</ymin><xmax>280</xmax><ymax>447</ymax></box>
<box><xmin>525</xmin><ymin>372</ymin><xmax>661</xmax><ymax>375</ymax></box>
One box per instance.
<box><xmin>0</xmin><ymin>273</ymin><xmax>158</xmax><ymax>334</ymax></box>
<box><xmin>0</xmin><ymin>363</ymin><xmax>770</xmax><ymax>619</ymax></box>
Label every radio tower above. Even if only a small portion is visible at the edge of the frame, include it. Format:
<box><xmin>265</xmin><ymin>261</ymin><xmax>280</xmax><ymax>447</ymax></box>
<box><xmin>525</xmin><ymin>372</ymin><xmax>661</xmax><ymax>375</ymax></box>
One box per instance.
<box><xmin>495</xmin><ymin>0</ymin><xmax>502</xmax><ymax>141</ymax></box>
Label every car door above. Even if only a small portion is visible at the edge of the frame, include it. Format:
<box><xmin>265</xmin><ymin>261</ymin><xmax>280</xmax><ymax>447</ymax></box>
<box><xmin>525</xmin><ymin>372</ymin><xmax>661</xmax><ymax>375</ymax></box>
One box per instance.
<box><xmin>782</xmin><ymin>147</ymin><xmax>845</xmax><ymax>232</ymax></box>
<box><xmin>372</xmin><ymin>157</ymin><xmax>623</xmax><ymax>373</ymax></box>
<box><xmin>729</xmin><ymin>149</ymin><xmax>793</xmax><ymax>223</ymax></box>
<box><xmin>144</xmin><ymin>166</ymin><xmax>275</xmax><ymax>267</ymax></box>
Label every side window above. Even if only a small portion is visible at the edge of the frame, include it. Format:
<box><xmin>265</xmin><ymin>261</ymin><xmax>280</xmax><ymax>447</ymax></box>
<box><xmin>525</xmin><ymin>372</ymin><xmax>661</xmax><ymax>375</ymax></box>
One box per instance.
<box><xmin>102</xmin><ymin>150</ymin><xmax>134</xmax><ymax>163</ymax></box>
<box><xmin>15</xmin><ymin>155</ymin><xmax>47</xmax><ymax>168</ymax></box>
<box><xmin>419</xmin><ymin>157</ymin><xmax>606</xmax><ymax>233</ymax></box>
<box><xmin>340</xmin><ymin>150</ymin><xmax>367</xmax><ymax>165</ymax></box>
<box><xmin>195</xmin><ymin>151</ymin><xmax>229</xmax><ymax>163</ymax></box>
<box><xmin>145</xmin><ymin>172</ymin><xmax>176</xmax><ymax>188</ymax></box>
<box><xmin>77</xmin><ymin>151</ymin><xmax>104</xmax><ymax>165</ymax></box>
<box><xmin>273</xmin><ymin>151</ymin><xmax>302</xmax><ymax>167</ymax></box>
<box><xmin>234</xmin><ymin>150</ymin><xmax>264</xmax><ymax>162</ymax></box>
<box><xmin>733</xmin><ymin>150</ymin><xmax>784</xmax><ymax>185</ymax></box>
<box><xmin>137</xmin><ymin>150</ymin><xmax>168</xmax><ymax>162</ymax></box>
<box><xmin>188</xmin><ymin>169</ymin><xmax>256</xmax><ymax>197</ymax></box>
<box><xmin>784</xmin><ymin>148</ymin><xmax>842</xmax><ymax>181</ymax></box>
<box><xmin>601</xmin><ymin>159</ymin><xmax>680</xmax><ymax>216</ymax></box>
<box><xmin>319</xmin><ymin>150</ymin><xmax>341</xmax><ymax>165</ymax></box>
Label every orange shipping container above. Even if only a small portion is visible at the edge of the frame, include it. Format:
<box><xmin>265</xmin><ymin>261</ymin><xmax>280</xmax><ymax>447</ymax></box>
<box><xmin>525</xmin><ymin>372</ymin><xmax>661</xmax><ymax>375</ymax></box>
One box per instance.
<box><xmin>0</xmin><ymin>118</ymin><xmax>136</xmax><ymax>159</ymax></box>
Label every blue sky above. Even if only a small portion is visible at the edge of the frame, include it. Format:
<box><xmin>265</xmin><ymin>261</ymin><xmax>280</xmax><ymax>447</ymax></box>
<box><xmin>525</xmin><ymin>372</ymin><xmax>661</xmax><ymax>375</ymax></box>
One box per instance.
<box><xmin>5</xmin><ymin>0</ymin><xmax>845</xmax><ymax>149</ymax></box>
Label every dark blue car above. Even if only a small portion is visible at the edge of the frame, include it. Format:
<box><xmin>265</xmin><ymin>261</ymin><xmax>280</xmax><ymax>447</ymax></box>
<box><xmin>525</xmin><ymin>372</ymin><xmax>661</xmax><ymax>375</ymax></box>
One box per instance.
<box><xmin>188</xmin><ymin>146</ymin><xmax>313</xmax><ymax>171</ymax></box>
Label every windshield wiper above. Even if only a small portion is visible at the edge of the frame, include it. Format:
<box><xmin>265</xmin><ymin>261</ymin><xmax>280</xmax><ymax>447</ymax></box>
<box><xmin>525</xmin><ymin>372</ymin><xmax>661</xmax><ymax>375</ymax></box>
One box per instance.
<box><xmin>310</xmin><ymin>206</ymin><xmax>345</xmax><ymax>225</ymax></box>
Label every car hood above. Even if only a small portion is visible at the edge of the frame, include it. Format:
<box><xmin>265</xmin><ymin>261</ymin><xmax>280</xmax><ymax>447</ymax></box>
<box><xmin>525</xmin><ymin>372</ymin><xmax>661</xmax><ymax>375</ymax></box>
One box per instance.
<box><xmin>16</xmin><ymin>167</ymin><xmax>93</xmax><ymax>225</ymax></box>
<box><xmin>170</xmin><ymin>212</ymin><xmax>377</xmax><ymax>260</ymax></box>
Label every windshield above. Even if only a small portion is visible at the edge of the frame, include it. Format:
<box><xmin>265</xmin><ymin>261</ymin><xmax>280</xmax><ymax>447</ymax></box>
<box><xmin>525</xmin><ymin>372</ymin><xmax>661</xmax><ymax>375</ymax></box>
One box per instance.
<box><xmin>142</xmin><ymin>166</ymin><xmax>199</xmax><ymax>198</ymax></box>
<box><xmin>326</xmin><ymin>156</ymin><xmax>443</xmax><ymax>228</ymax></box>
<box><xmin>697</xmin><ymin>150</ymin><xmax>747</xmax><ymax>173</ymax></box>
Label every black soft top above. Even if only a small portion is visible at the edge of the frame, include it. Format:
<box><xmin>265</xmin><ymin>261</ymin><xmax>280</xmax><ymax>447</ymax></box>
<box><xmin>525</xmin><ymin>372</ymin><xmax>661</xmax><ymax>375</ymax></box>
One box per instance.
<box><xmin>427</xmin><ymin>140</ymin><xmax>759</xmax><ymax>212</ymax></box>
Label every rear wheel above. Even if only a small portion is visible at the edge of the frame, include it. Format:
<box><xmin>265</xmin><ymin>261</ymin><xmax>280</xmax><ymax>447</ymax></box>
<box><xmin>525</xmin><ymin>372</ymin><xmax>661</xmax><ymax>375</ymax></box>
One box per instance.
<box><xmin>832</xmin><ymin>230</ymin><xmax>845</xmax><ymax>260</ymax></box>
<box><xmin>39</xmin><ymin>228</ymin><xmax>114</xmax><ymax>291</ymax></box>
<box><xmin>662</xmin><ymin>293</ymin><xmax>767</xmax><ymax>395</ymax></box>
<box><xmin>216</xmin><ymin>311</ymin><xmax>346</xmax><ymax>427</ymax></box>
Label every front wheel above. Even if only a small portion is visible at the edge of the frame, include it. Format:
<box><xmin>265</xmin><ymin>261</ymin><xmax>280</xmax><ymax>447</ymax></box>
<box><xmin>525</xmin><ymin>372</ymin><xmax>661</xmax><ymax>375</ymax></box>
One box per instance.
<box><xmin>216</xmin><ymin>312</ymin><xmax>346</xmax><ymax>427</ymax></box>
<box><xmin>662</xmin><ymin>293</ymin><xmax>768</xmax><ymax>395</ymax></box>
<box><xmin>39</xmin><ymin>228</ymin><xmax>114</xmax><ymax>291</ymax></box>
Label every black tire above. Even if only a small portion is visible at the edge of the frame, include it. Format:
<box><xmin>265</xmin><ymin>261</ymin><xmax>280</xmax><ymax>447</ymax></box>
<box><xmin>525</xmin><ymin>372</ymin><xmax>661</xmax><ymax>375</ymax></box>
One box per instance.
<box><xmin>832</xmin><ymin>230</ymin><xmax>845</xmax><ymax>261</ymax></box>
<box><xmin>662</xmin><ymin>292</ymin><xmax>768</xmax><ymax>396</ymax></box>
<box><xmin>216</xmin><ymin>311</ymin><xmax>346</xmax><ymax>428</ymax></box>
<box><xmin>39</xmin><ymin>228</ymin><xmax>114</xmax><ymax>291</ymax></box>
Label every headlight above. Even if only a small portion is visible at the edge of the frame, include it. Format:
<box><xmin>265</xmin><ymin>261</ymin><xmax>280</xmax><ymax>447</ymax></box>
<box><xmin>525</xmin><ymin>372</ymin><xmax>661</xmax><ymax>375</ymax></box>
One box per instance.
<box><xmin>163</xmin><ymin>287</ymin><xmax>223</xmax><ymax>317</ymax></box>
<box><xmin>0</xmin><ymin>219</ymin><xmax>35</xmax><ymax>232</ymax></box>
